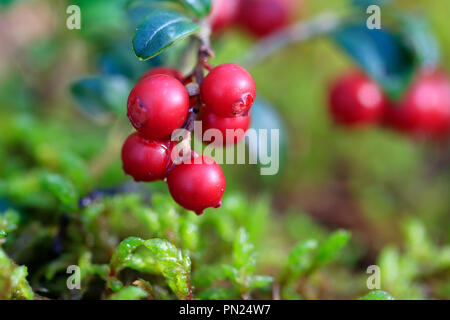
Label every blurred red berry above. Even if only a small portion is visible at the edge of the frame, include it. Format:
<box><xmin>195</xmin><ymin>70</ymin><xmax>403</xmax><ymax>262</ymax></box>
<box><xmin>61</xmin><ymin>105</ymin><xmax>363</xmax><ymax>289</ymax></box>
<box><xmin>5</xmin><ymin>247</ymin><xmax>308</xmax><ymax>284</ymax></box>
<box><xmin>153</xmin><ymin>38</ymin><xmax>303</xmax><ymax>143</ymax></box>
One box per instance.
<box><xmin>384</xmin><ymin>70</ymin><xmax>450</xmax><ymax>139</ymax></box>
<box><xmin>329</xmin><ymin>71</ymin><xmax>388</xmax><ymax>126</ymax></box>
<box><xmin>209</xmin><ymin>0</ymin><xmax>239</xmax><ymax>32</ymax></box>
<box><xmin>167</xmin><ymin>156</ymin><xmax>226</xmax><ymax>215</ymax></box>
<box><xmin>201</xmin><ymin>63</ymin><xmax>256</xmax><ymax>117</ymax></box>
<box><xmin>238</xmin><ymin>0</ymin><xmax>291</xmax><ymax>37</ymax></box>
<box><xmin>121</xmin><ymin>132</ymin><xmax>172</xmax><ymax>182</ymax></box>
<box><xmin>197</xmin><ymin>111</ymin><xmax>251</xmax><ymax>146</ymax></box>
<box><xmin>127</xmin><ymin>74</ymin><xmax>189</xmax><ymax>140</ymax></box>
<box><xmin>140</xmin><ymin>67</ymin><xmax>184</xmax><ymax>82</ymax></box>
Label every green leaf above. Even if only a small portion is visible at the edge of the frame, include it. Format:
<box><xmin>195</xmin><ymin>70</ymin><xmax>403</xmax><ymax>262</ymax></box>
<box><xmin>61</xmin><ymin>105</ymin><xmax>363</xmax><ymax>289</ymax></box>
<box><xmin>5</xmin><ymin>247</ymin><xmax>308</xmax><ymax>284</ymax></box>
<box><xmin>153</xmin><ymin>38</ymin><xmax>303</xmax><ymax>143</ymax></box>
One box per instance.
<box><xmin>40</xmin><ymin>173</ymin><xmax>78</xmax><ymax>211</ymax></box>
<box><xmin>332</xmin><ymin>24</ymin><xmax>415</xmax><ymax>99</ymax></box>
<box><xmin>397</xmin><ymin>14</ymin><xmax>440</xmax><ymax>68</ymax></box>
<box><xmin>315</xmin><ymin>230</ymin><xmax>351</xmax><ymax>267</ymax></box>
<box><xmin>0</xmin><ymin>209</ymin><xmax>20</xmax><ymax>238</ymax></box>
<box><xmin>247</xmin><ymin>97</ymin><xmax>288</xmax><ymax>177</ymax></box>
<box><xmin>249</xmin><ymin>275</ymin><xmax>274</xmax><ymax>289</ymax></box>
<box><xmin>10</xmin><ymin>266</ymin><xmax>34</xmax><ymax>300</ymax></box>
<box><xmin>0</xmin><ymin>248</ymin><xmax>34</xmax><ymax>300</ymax></box>
<box><xmin>132</xmin><ymin>9</ymin><xmax>200</xmax><ymax>60</ymax></box>
<box><xmin>110</xmin><ymin>237</ymin><xmax>192</xmax><ymax>299</ymax></box>
<box><xmin>233</xmin><ymin>228</ymin><xmax>256</xmax><ymax>274</ymax></box>
<box><xmin>178</xmin><ymin>0</ymin><xmax>212</xmax><ymax>18</ymax></box>
<box><xmin>108</xmin><ymin>286</ymin><xmax>148</xmax><ymax>300</ymax></box>
<box><xmin>71</xmin><ymin>75</ymin><xmax>131</xmax><ymax>119</ymax></box>
<box><xmin>359</xmin><ymin>290</ymin><xmax>395</xmax><ymax>300</ymax></box>
<box><xmin>286</xmin><ymin>240</ymin><xmax>318</xmax><ymax>277</ymax></box>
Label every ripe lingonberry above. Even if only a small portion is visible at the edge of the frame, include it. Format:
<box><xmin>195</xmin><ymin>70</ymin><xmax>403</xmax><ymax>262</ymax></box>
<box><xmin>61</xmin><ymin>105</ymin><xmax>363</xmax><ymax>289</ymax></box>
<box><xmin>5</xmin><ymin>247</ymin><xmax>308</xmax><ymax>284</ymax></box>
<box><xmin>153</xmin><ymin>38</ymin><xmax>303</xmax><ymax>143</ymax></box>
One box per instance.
<box><xmin>384</xmin><ymin>70</ymin><xmax>450</xmax><ymax>138</ymax></box>
<box><xmin>167</xmin><ymin>155</ymin><xmax>226</xmax><ymax>215</ymax></box>
<box><xmin>238</xmin><ymin>0</ymin><xmax>291</xmax><ymax>37</ymax></box>
<box><xmin>201</xmin><ymin>63</ymin><xmax>256</xmax><ymax>118</ymax></box>
<box><xmin>121</xmin><ymin>132</ymin><xmax>172</xmax><ymax>182</ymax></box>
<box><xmin>127</xmin><ymin>74</ymin><xmax>189</xmax><ymax>140</ymax></box>
<box><xmin>209</xmin><ymin>0</ymin><xmax>239</xmax><ymax>32</ymax></box>
<box><xmin>197</xmin><ymin>111</ymin><xmax>251</xmax><ymax>146</ymax></box>
<box><xmin>140</xmin><ymin>67</ymin><xmax>184</xmax><ymax>82</ymax></box>
<box><xmin>328</xmin><ymin>71</ymin><xmax>388</xmax><ymax>126</ymax></box>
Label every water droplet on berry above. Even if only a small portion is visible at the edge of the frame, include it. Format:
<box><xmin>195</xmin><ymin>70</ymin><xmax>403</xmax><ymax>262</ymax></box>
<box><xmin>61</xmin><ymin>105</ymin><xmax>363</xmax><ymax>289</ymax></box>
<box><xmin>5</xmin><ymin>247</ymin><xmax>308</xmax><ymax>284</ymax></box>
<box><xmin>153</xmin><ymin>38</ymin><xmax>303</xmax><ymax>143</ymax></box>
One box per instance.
<box><xmin>195</xmin><ymin>210</ymin><xmax>204</xmax><ymax>216</ymax></box>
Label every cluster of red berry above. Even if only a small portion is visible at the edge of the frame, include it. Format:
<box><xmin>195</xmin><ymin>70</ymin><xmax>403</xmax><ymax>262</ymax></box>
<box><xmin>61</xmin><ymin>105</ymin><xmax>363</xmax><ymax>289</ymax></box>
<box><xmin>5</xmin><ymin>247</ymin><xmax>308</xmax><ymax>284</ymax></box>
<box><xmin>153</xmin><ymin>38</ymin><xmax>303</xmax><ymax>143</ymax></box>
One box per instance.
<box><xmin>328</xmin><ymin>69</ymin><xmax>450</xmax><ymax>139</ymax></box>
<box><xmin>210</xmin><ymin>0</ymin><xmax>297</xmax><ymax>36</ymax></box>
<box><xmin>121</xmin><ymin>63</ymin><xmax>256</xmax><ymax>215</ymax></box>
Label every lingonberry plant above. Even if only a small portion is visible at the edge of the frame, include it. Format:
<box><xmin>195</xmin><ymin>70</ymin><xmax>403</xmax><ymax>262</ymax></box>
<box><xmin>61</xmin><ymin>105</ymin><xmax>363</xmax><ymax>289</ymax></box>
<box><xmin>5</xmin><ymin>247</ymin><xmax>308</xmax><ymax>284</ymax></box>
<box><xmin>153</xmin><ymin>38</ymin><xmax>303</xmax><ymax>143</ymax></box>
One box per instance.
<box><xmin>2</xmin><ymin>0</ymin><xmax>450</xmax><ymax>303</ymax></box>
<box><xmin>121</xmin><ymin>1</ymin><xmax>259</xmax><ymax>214</ymax></box>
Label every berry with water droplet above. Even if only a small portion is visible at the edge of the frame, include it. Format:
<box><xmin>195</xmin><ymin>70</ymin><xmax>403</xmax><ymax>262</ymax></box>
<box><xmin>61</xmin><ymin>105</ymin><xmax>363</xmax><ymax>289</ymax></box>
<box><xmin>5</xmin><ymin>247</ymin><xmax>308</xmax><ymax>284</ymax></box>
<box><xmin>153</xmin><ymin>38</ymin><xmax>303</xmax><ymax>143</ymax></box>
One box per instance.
<box><xmin>127</xmin><ymin>74</ymin><xmax>189</xmax><ymax>139</ymax></box>
<box><xmin>329</xmin><ymin>71</ymin><xmax>388</xmax><ymax>126</ymax></box>
<box><xmin>201</xmin><ymin>63</ymin><xmax>256</xmax><ymax>118</ymax></box>
<box><xmin>121</xmin><ymin>132</ymin><xmax>172</xmax><ymax>182</ymax></box>
<box><xmin>197</xmin><ymin>111</ymin><xmax>251</xmax><ymax>146</ymax></box>
<box><xmin>167</xmin><ymin>155</ymin><xmax>226</xmax><ymax>215</ymax></box>
<box><xmin>384</xmin><ymin>70</ymin><xmax>450</xmax><ymax>139</ymax></box>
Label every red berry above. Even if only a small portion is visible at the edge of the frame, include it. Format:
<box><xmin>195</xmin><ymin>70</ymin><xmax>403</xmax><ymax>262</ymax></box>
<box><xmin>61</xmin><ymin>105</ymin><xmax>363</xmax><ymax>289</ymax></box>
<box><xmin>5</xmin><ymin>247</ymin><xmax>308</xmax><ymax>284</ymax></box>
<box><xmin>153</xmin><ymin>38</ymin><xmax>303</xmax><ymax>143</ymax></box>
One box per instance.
<box><xmin>167</xmin><ymin>155</ymin><xmax>226</xmax><ymax>215</ymax></box>
<box><xmin>121</xmin><ymin>132</ymin><xmax>172</xmax><ymax>182</ymax></box>
<box><xmin>140</xmin><ymin>67</ymin><xmax>184</xmax><ymax>82</ymax></box>
<box><xmin>201</xmin><ymin>63</ymin><xmax>256</xmax><ymax>118</ymax></box>
<box><xmin>209</xmin><ymin>0</ymin><xmax>239</xmax><ymax>32</ymax></box>
<box><xmin>197</xmin><ymin>111</ymin><xmax>251</xmax><ymax>146</ymax></box>
<box><xmin>127</xmin><ymin>74</ymin><xmax>189</xmax><ymax>140</ymax></box>
<box><xmin>238</xmin><ymin>0</ymin><xmax>291</xmax><ymax>37</ymax></box>
<box><xmin>328</xmin><ymin>71</ymin><xmax>388</xmax><ymax>126</ymax></box>
<box><xmin>384</xmin><ymin>71</ymin><xmax>450</xmax><ymax>139</ymax></box>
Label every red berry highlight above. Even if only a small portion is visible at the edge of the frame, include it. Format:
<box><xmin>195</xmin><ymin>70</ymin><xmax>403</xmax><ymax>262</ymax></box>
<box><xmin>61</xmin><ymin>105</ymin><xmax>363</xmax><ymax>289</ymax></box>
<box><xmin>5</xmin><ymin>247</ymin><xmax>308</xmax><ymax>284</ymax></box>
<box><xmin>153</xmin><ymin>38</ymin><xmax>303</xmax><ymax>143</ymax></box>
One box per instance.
<box><xmin>127</xmin><ymin>74</ymin><xmax>189</xmax><ymax>140</ymax></box>
<box><xmin>201</xmin><ymin>63</ymin><xmax>256</xmax><ymax>118</ymax></box>
<box><xmin>329</xmin><ymin>71</ymin><xmax>388</xmax><ymax>126</ymax></box>
<box><xmin>167</xmin><ymin>156</ymin><xmax>226</xmax><ymax>215</ymax></box>
<box><xmin>238</xmin><ymin>0</ymin><xmax>291</xmax><ymax>37</ymax></box>
<box><xmin>121</xmin><ymin>132</ymin><xmax>172</xmax><ymax>182</ymax></box>
<box><xmin>140</xmin><ymin>67</ymin><xmax>184</xmax><ymax>82</ymax></box>
<box><xmin>198</xmin><ymin>111</ymin><xmax>251</xmax><ymax>146</ymax></box>
<box><xmin>384</xmin><ymin>71</ymin><xmax>450</xmax><ymax>139</ymax></box>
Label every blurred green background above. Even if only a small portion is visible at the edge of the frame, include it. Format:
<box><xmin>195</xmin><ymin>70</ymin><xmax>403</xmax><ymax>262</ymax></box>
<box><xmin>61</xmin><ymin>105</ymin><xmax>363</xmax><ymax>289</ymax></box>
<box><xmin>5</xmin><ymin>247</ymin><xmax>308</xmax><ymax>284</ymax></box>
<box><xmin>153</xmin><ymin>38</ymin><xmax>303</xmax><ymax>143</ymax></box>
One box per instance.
<box><xmin>0</xmin><ymin>0</ymin><xmax>449</xmax><ymax>300</ymax></box>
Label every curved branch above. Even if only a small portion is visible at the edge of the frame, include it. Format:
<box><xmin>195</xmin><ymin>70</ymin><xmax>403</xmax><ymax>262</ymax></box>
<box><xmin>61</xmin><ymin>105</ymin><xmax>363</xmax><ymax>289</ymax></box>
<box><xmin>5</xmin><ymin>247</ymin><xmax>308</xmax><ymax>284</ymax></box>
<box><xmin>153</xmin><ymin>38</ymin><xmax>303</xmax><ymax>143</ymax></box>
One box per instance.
<box><xmin>239</xmin><ymin>12</ymin><xmax>343</xmax><ymax>68</ymax></box>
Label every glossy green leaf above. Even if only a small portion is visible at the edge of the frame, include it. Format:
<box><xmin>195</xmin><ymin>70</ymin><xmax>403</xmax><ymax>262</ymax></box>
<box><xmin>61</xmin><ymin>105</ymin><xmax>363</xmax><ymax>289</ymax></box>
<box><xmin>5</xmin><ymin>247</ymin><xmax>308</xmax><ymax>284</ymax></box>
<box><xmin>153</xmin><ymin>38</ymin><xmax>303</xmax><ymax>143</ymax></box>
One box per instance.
<box><xmin>247</xmin><ymin>97</ymin><xmax>288</xmax><ymax>177</ymax></box>
<box><xmin>40</xmin><ymin>173</ymin><xmax>78</xmax><ymax>211</ymax></box>
<box><xmin>0</xmin><ymin>209</ymin><xmax>20</xmax><ymax>238</ymax></box>
<box><xmin>249</xmin><ymin>275</ymin><xmax>274</xmax><ymax>289</ymax></box>
<box><xmin>178</xmin><ymin>0</ymin><xmax>212</xmax><ymax>17</ymax></box>
<box><xmin>315</xmin><ymin>230</ymin><xmax>351</xmax><ymax>267</ymax></box>
<box><xmin>286</xmin><ymin>240</ymin><xmax>318</xmax><ymax>277</ymax></box>
<box><xmin>133</xmin><ymin>9</ymin><xmax>199</xmax><ymax>60</ymax></box>
<box><xmin>110</xmin><ymin>237</ymin><xmax>192</xmax><ymax>299</ymax></box>
<box><xmin>332</xmin><ymin>24</ymin><xmax>415</xmax><ymax>99</ymax></box>
<box><xmin>10</xmin><ymin>266</ymin><xmax>34</xmax><ymax>300</ymax></box>
<box><xmin>397</xmin><ymin>14</ymin><xmax>440</xmax><ymax>68</ymax></box>
<box><xmin>109</xmin><ymin>286</ymin><xmax>148</xmax><ymax>300</ymax></box>
<box><xmin>233</xmin><ymin>228</ymin><xmax>256</xmax><ymax>274</ymax></box>
<box><xmin>359</xmin><ymin>290</ymin><xmax>395</xmax><ymax>300</ymax></box>
<box><xmin>71</xmin><ymin>75</ymin><xmax>131</xmax><ymax>119</ymax></box>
